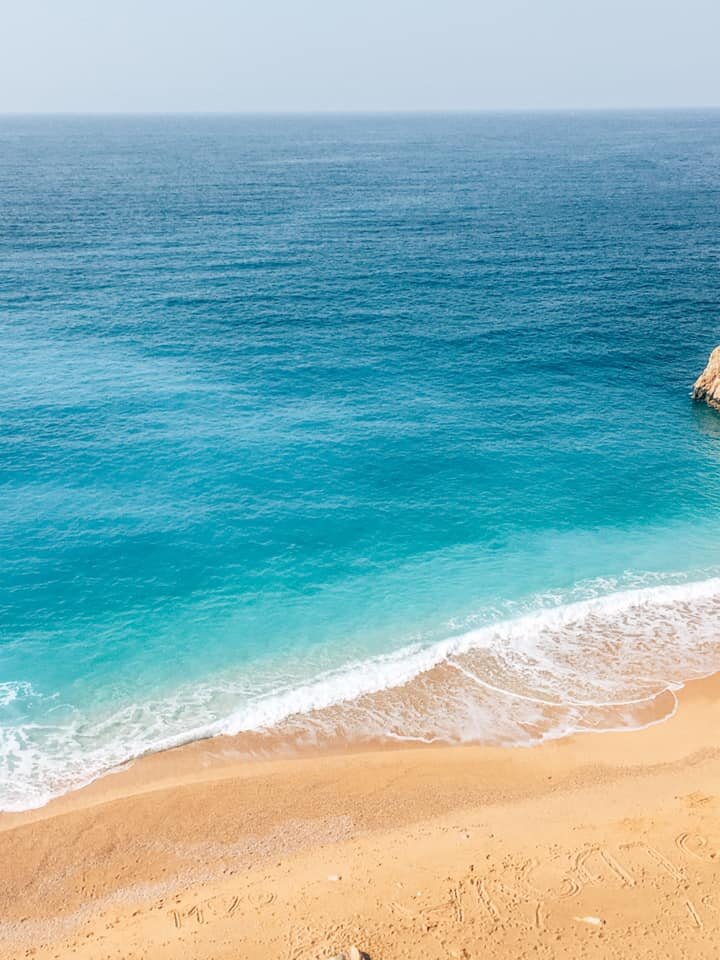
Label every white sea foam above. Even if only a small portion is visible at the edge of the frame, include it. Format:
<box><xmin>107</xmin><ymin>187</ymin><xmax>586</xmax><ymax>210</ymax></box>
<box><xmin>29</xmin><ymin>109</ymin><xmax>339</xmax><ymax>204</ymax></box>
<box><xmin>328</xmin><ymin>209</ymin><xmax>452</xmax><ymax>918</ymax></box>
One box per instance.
<box><xmin>2</xmin><ymin>574</ymin><xmax>720</xmax><ymax>812</ymax></box>
<box><xmin>0</xmin><ymin>681</ymin><xmax>38</xmax><ymax>708</ymax></box>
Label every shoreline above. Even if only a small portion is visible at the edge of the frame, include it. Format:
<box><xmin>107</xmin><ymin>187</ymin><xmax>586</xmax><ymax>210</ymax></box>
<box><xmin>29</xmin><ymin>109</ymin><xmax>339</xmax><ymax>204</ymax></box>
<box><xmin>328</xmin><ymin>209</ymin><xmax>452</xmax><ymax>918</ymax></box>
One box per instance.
<box><xmin>2</xmin><ymin>673</ymin><xmax>720</xmax><ymax>958</ymax></box>
<box><xmin>0</xmin><ymin>666</ymin><xmax>690</xmax><ymax>832</ymax></box>
<box><xmin>5</xmin><ymin>571</ymin><xmax>720</xmax><ymax>818</ymax></box>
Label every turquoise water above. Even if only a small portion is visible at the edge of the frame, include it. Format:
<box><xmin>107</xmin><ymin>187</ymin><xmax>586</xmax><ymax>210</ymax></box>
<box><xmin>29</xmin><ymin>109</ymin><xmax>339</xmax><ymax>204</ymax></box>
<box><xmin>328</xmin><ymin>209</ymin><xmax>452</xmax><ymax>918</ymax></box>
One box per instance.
<box><xmin>2</xmin><ymin>112</ymin><xmax>720</xmax><ymax>811</ymax></box>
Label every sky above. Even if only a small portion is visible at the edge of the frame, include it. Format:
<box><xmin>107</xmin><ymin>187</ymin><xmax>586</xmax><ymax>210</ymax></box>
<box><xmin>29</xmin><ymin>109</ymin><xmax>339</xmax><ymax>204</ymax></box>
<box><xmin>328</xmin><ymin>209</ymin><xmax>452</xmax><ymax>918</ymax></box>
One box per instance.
<box><xmin>2</xmin><ymin>0</ymin><xmax>719</xmax><ymax>113</ymax></box>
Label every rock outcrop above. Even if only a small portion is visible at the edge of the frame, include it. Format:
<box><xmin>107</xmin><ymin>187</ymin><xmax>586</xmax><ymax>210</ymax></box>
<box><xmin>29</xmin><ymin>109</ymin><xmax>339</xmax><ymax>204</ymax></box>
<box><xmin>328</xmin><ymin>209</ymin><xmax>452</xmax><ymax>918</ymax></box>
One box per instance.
<box><xmin>692</xmin><ymin>346</ymin><xmax>720</xmax><ymax>410</ymax></box>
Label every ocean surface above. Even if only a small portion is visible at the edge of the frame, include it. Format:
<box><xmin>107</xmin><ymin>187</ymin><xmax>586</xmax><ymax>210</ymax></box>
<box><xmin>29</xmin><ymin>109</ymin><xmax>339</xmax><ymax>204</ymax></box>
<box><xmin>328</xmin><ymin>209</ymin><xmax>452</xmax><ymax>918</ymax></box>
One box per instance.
<box><xmin>2</xmin><ymin>112</ymin><xmax>720</xmax><ymax>812</ymax></box>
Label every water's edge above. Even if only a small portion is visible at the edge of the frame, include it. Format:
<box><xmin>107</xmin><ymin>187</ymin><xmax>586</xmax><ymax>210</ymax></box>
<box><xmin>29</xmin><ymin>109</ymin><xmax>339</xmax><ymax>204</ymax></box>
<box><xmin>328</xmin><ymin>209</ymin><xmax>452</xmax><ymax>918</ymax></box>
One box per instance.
<box><xmin>4</xmin><ymin>573</ymin><xmax>720</xmax><ymax>813</ymax></box>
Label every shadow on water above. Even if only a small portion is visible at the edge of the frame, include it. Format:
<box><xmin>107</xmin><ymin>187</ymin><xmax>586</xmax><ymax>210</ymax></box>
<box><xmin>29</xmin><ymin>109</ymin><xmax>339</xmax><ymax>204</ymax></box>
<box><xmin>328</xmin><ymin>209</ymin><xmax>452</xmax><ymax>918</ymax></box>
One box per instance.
<box><xmin>690</xmin><ymin>400</ymin><xmax>720</xmax><ymax>441</ymax></box>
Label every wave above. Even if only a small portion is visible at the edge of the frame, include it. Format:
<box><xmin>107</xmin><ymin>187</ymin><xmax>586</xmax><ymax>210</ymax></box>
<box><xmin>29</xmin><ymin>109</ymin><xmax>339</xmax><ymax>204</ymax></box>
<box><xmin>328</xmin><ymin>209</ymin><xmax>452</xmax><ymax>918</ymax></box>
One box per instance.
<box><xmin>2</xmin><ymin>575</ymin><xmax>720</xmax><ymax>812</ymax></box>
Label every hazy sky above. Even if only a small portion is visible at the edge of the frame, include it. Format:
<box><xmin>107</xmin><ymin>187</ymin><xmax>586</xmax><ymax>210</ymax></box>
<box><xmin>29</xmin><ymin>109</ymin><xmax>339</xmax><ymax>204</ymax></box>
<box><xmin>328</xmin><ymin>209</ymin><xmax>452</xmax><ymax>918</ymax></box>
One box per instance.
<box><xmin>2</xmin><ymin>0</ymin><xmax>719</xmax><ymax>113</ymax></box>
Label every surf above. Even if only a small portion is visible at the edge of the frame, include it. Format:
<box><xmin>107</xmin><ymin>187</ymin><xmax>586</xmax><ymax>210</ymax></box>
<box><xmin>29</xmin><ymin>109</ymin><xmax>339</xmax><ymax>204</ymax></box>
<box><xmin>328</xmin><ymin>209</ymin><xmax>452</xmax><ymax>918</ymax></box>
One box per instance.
<box><xmin>3</xmin><ymin>574</ymin><xmax>720</xmax><ymax>812</ymax></box>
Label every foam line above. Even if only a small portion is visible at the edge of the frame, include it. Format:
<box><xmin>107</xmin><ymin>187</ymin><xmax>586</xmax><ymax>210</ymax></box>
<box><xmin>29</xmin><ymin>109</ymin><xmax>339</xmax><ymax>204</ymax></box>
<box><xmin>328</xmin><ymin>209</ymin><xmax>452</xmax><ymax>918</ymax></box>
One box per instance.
<box><xmin>1</xmin><ymin>574</ymin><xmax>720</xmax><ymax>812</ymax></box>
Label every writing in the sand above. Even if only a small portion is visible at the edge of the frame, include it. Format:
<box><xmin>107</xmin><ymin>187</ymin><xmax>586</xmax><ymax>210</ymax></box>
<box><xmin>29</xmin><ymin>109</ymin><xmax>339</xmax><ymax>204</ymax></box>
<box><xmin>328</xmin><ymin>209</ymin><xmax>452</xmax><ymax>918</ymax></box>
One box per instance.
<box><xmin>163</xmin><ymin>829</ymin><xmax>716</xmax><ymax>953</ymax></box>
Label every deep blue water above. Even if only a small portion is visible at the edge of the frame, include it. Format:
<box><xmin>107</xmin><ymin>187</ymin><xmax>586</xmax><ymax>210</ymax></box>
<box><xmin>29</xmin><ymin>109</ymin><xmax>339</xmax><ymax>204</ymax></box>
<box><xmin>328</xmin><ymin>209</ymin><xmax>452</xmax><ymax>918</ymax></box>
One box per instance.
<box><xmin>2</xmin><ymin>112</ymin><xmax>720</xmax><ymax>810</ymax></box>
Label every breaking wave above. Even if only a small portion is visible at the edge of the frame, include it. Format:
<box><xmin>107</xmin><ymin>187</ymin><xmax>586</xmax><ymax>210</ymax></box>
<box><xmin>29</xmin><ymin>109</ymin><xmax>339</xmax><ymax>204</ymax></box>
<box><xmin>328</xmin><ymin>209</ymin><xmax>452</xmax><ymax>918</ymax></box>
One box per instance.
<box><xmin>2</xmin><ymin>574</ymin><xmax>720</xmax><ymax>812</ymax></box>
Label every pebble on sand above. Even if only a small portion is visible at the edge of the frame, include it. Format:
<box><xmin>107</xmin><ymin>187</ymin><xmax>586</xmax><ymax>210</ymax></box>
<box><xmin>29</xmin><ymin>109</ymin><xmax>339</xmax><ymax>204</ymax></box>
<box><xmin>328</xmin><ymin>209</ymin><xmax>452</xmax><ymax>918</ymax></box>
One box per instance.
<box><xmin>327</xmin><ymin>947</ymin><xmax>370</xmax><ymax>960</ymax></box>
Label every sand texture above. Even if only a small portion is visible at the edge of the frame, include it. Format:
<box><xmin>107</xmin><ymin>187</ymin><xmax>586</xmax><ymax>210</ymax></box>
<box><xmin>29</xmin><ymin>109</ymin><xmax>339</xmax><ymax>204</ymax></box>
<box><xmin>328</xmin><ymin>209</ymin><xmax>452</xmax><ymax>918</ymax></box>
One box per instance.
<box><xmin>2</xmin><ymin>676</ymin><xmax>720</xmax><ymax>959</ymax></box>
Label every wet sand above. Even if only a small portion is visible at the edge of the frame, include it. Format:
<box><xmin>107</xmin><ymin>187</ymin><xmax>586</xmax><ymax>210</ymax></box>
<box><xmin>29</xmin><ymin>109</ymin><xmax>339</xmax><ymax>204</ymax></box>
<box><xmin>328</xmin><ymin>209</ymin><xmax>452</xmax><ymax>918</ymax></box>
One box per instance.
<box><xmin>2</xmin><ymin>675</ymin><xmax>720</xmax><ymax>959</ymax></box>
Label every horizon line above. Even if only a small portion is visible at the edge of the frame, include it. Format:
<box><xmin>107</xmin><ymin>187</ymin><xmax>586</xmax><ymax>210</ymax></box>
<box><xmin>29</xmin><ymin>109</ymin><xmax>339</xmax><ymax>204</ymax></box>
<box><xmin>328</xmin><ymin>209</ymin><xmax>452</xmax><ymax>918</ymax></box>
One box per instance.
<box><xmin>1</xmin><ymin>105</ymin><xmax>720</xmax><ymax>118</ymax></box>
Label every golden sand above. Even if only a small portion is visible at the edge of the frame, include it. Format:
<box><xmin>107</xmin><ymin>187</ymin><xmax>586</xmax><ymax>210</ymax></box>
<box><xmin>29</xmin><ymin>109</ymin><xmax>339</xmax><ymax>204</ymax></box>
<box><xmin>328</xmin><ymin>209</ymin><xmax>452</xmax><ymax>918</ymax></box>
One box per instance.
<box><xmin>2</xmin><ymin>676</ymin><xmax>720</xmax><ymax>959</ymax></box>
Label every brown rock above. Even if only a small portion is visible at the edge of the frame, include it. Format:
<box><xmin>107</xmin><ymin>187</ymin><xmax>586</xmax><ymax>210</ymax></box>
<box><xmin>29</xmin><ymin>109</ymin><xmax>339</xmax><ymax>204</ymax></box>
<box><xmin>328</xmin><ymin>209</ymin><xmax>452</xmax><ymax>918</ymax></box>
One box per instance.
<box><xmin>692</xmin><ymin>346</ymin><xmax>720</xmax><ymax>410</ymax></box>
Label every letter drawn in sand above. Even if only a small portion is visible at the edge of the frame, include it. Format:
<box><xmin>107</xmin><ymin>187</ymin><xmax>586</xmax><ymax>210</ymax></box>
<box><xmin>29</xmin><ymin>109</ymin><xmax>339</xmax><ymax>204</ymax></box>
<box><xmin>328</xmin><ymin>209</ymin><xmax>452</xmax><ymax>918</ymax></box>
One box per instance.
<box><xmin>446</xmin><ymin>875</ymin><xmax>507</xmax><ymax>928</ymax></box>
<box><xmin>521</xmin><ymin>856</ymin><xmax>581</xmax><ymax>900</ymax></box>
<box><xmin>450</xmin><ymin>883</ymin><xmax>464</xmax><ymax>924</ymax></box>
<box><xmin>470</xmin><ymin>877</ymin><xmax>503</xmax><ymax>924</ymax></box>
<box><xmin>619</xmin><ymin>842</ymin><xmax>684</xmax><ymax>883</ymax></box>
<box><xmin>187</xmin><ymin>904</ymin><xmax>205</xmax><ymax>925</ymax></box>
<box><xmin>574</xmin><ymin>846</ymin><xmax>635</xmax><ymax>889</ymax></box>
<box><xmin>249</xmin><ymin>890</ymin><xmax>276</xmax><ymax>907</ymax></box>
<box><xmin>676</xmin><ymin>832</ymin><xmax>716</xmax><ymax>862</ymax></box>
<box><xmin>168</xmin><ymin>902</ymin><xmax>204</xmax><ymax>929</ymax></box>
<box><xmin>685</xmin><ymin>899</ymin><xmax>704</xmax><ymax>930</ymax></box>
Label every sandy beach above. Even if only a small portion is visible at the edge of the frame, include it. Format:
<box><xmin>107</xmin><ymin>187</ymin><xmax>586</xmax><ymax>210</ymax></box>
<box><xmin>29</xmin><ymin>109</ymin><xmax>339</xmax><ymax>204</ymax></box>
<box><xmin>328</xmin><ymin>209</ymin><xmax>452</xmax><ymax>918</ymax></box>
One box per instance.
<box><xmin>4</xmin><ymin>5</ymin><xmax>720</xmax><ymax>957</ymax></box>
<box><xmin>0</xmin><ymin>676</ymin><xmax>719</xmax><ymax>959</ymax></box>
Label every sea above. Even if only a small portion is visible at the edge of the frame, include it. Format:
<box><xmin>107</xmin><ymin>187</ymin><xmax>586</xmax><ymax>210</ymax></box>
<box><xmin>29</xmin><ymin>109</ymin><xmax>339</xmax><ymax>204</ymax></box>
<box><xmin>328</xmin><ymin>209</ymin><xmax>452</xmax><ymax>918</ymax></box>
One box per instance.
<box><xmin>2</xmin><ymin>111</ymin><xmax>720</xmax><ymax>812</ymax></box>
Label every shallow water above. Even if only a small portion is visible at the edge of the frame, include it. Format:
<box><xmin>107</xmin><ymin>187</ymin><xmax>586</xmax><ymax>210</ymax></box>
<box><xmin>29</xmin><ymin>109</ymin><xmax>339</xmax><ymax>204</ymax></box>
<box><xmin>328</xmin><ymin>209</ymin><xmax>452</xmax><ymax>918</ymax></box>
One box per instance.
<box><xmin>2</xmin><ymin>112</ymin><xmax>720</xmax><ymax>810</ymax></box>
